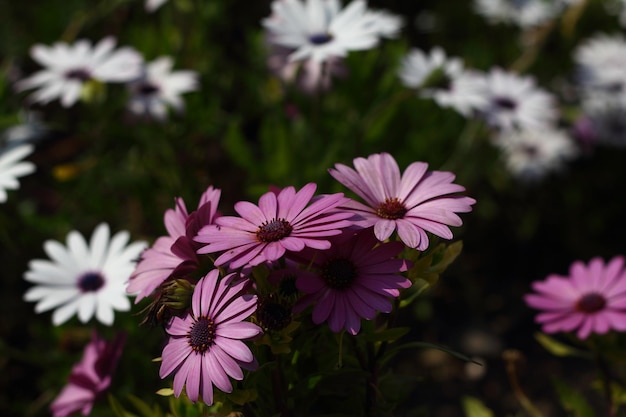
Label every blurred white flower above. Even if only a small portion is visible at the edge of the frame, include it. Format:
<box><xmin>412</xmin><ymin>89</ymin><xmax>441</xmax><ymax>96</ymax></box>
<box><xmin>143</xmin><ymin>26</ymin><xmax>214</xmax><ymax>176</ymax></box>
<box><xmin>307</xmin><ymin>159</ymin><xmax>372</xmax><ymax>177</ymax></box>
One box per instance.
<box><xmin>493</xmin><ymin>128</ymin><xmax>578</xmax><ymax>181</ymax></box>
<box><xmin>477</xmin><ymin>68</ymin><xmax>558</xmax><ymax>131</ymax></box>
<box><xmin>574</xmin><ymin>34</ymin><xmax>626</xmax><ymax>100</ymax></box>
<box><xmin>17</xmin><ymin>37</ymin><xmax>143</xmax><ymax>107</ymax></box>
<box><xmin>1</xmin><ymin>111</ymin><xmax>47</xmax><ymax>146</ymax></box>
<box><xmin>146</xmin><ymin>0</ymin><xmax>168</xmax><ymax>12</ymax></box>
<box><xmin>581</xmin><ymin>98</ymin><xmax>626</xmax><ymax>147</ymax></box>
<box><xmin>266</xmin><ymin>38</ymin><xmax>347</xmax><ymax>93</ymax></box>
<box><xmin>399</xmin><ymin>47</ymin><xmax>488</xmax><ymax>116</ymax></box>
<box><xmin>127</xmin><ymin>57</ymin><xmax>198</xmax><ymax>120</ymax></box>
<box><xmin>262</xmin><ymin>0</ymin><xmax>401</xmax><ymax>63</ymax></box>
<box><xmin>24</xmin><ymin>223</ymin><xmax>147</xmax><ymax>326</ymax></box>
<box><xmin>399</xmin><ymin>47</ymin><xmax>463</xmax><ymax>88</ymax></box>
<box><xmin>474</xmin><ymin>0</ymin><xmax>575</xmax><ymax>28</ymax></box>
<box><xmin>0</xmin><ymin>144</ymin><xmax>35</xmax><ymax>203</ymax></box>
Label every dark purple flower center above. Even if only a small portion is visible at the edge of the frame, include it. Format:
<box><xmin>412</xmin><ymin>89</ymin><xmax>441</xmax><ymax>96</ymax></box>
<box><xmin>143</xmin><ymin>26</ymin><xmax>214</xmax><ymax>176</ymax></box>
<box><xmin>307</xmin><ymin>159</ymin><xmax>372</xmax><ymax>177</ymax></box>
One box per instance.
<box><xmin>309</xmin><ymin>33</ymin><xmax>333</xmax><ymax>45</ymax></box>
<box><xmin>493</xmin><ymin>96</ymin><xmax>517</xmax><ymax>111</ymax></box>
<box><xmin>376</xmin><ymin>197</ymin><xmax>407</xmax><ymax>220</ymax></box>
<box><xmin>256</xmin><ymin>297</ymin><xmax>292</xmax><ymax>332</ymax></box>
<box><xmin>188</xmin><ymin>316</ymin><xmax>216</xmax><ymax>353</ymax></box>
<box><xmin>521</xmin><ymin>144</ymin><xmax>539</xmax><ymax>157</ymax></box>
<box><xmin>77</xmin><ymin>272</ymin><xmax>105</xmax><ymax>293</ymax></box>
<box><xmin>323</xmin><ymin>258</ymin><xmax>357</xmax><ymax>290</ymax></box>
<box><xmin>65</xmin><ymin>68</ymin><xmax>92</xmax><ymax>82</ymax></box>
<box><xmin>576</xmin><ymin>293</ymin><xmax>606</xmax><ymax>314</ymax></box>
<box><xmin>257</xmin><ymin>218</ymin><xmax>293</xmax><ymax>242</ymax></box>
<box><xmin>137</xmin><ymin>82</ymin><xmax>160</xmax><ymax>95</ymax></box>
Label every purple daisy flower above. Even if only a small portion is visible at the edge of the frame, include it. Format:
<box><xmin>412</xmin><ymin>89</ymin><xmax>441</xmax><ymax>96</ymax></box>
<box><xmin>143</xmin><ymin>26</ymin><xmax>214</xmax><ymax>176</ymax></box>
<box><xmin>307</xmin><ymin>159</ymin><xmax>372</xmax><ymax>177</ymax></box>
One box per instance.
<box><xmin>159</xmin><ymin>269</ymin><xmax>262</xmax><ymax>405</ymax></box>
<box><xmin>524</xmin><ymin>256</ymin><xmax>626</xmax><ymax>340</ymax></box>
<box><xmin>293</xmin><ymin>228</ymin><xmax>411</xmax><ymax>335</ymax></box>
<box><xmin>195</xmin><ymin>183</ymin><xmax>355</xmax><ymax>269</ymax></box>
<box><xmin>50</xmin><ymin>331</ymin><xmax>126</xmax><ymax>417</ymax></box>
<box><xmin>329</xmin><ymin>153</ymin><xmax>476</xmax><ymax>251</ymax></box>
<box><xmin>127</xmin><ymin>186</ymin><xmax>221</xmax><ymax>302</ymax></box>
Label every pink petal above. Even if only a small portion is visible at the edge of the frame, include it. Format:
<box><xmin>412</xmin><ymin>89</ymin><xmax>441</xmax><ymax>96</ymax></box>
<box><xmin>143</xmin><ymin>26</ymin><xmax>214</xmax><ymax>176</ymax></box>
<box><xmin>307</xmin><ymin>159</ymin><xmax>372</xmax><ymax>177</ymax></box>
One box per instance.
<box><xmin>216</xmin><ymin>322</ymin><xmax>262</xmax><ymax>340</ymax></box>
<box><xmin>374</xmin><ymin>219</ymin><xmax>396</xmax><ymax>241</ymax></box>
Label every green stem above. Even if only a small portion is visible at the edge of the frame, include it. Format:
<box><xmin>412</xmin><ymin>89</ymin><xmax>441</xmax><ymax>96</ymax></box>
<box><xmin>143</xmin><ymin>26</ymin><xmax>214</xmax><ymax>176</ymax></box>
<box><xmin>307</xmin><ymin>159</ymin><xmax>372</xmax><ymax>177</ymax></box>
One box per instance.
<box><xmin>503</xmin><ymin>349</ymin><xmax>544</xmax><ymax>417</ymax></box>
<box><xmin>595</xmin><ymin>351</ymin><xmax>616</xmax><ymax>417</ymax></box>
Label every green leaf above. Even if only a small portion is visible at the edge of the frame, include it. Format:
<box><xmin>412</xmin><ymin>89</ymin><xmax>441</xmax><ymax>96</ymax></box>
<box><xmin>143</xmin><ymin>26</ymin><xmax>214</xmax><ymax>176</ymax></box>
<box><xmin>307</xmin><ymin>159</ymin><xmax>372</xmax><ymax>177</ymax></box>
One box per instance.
<box><xmin>553</xmin><ymin>377</ymin><xmax>596</xmax><ymax>417</ymax></box>
<box><xmin>363</xmin><ymin>326</ymin><xmax>410</xmax><ymax>343</ymax></box>
<box><xmin>534</xmin><ymin>333</ymin><xmax>591</xmax><ymax>358</ymax></box>
<box><xmin>461</xmin><ymin>396</ymin><xmax>494</xmax><ymax>417</ymax></box>
<box><xmin>382</xmin><ymin>341</ymin><xmax>481</xmax><ymax>368</ymax></box>
<box><xmin>108</xmin><ymin>394</ymin><xmax>139</xmax><ymax>417</ymax></box>
<box><xmin>127</xmin><ymin>394</ymin><xmax>162</xmax><ymax>417</ymax></box>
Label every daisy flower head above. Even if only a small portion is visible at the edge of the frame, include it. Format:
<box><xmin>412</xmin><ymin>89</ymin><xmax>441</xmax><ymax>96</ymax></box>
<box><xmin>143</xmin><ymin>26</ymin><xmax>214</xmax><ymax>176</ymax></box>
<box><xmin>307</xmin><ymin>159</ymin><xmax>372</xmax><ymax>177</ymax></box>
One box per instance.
<box><xmin>329</xmin><ymin>153</ymin><xmax>476</xmax><ymax>251</ymax></box>
<box><xmin>493</xmin><ymin>128</ymin><xmax>578</xmax><ymax>181</ymax></box>
<box><xmin>524</xmin><ymin>256</ymin><xmax>626</xmax><ymax>340</ymax></box>
<box><xmin>17</xmin><ymin>37</ymin><xmax>143</xmax><ymax>107</ymax></box>
<box><xmin>399</xmin><ymin>48</ymin><xmax>488</xmax><ymax>116</ymax></box>
<box><xmin>574</xmin><ymin>34</ymin><xmax>626</xmax><ymax>100</ymax></box>
<box><xmin>262</xmin><ymin>0</ymin><xmax>402</xmax><ymax>63</ymax></box>
<box><xmin>127</xmin><ymin>186</ymin><xmax>221</xmax><ymax>302</ymax></box>
<box><xmin>159</xmin><ymin>269</ymin><xmax>262</xmax><ymax>405</ymax></box>
<box><xmin>195</xmin><ymin>183</ymin><xmax>355</xmax><ymax>269</ymax></box>
<box><xmin>24</xmin><ymin>223</ymin><xmax>147</xmax><ymax>325</ymax></box>
<box><xmin>0</xmin><ymin>144</ymin><xmax>35</xmax><ymax>203</ymax></box>
<box><xmin>127</xmin><ymin>56</ymin><xmax>198</xmax><ymax>120</ymax></box>
<box><xmin>294</xmin><ymin>228</ymin><xmax>411</xmax><ymax>335</ymax></box>
<box><xmin>478</xmin><ymin>68</ymin><xmax>558</xmax><ymax>131</ymax></box>
<box><xmin>51</xmin><ymin>331</ymin><xmax>126</xmax><ymax>417</ymax></box>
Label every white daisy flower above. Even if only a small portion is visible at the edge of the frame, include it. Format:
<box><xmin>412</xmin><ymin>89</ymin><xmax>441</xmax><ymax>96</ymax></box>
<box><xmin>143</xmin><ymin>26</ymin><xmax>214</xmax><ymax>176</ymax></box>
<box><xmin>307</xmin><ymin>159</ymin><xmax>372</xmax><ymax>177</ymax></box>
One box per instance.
<box><xmin>146</xmin><ymin>0</ymin><xmax>168</xmax><ymax>12</ymax></box>
<box><xmin>474</xmin><ymin>0</ymin><xmax>570</xmax><ymax>28</ymax></box>
<box><xmin>399</xmin><ymin>47</ymin><xmax>488</xmax><ymax>116</ymax></box>
<box><xmin>17</xmin><ymin>37</ymin><xmax>143</xmax><ymax>107</ymax></box>
<box><xmin>23</xmin><ymin>224</ymin><xmax>147</xmax><ymax>326</ymax></box>
<box><xmin>574</xmin><ymin>34</ymin><xmax>626</xmax><ymax>98</ymax></box>
<box><xmin>399</xmin><ymin>47</ymin><xmax>463</xmax><ymax>89</ymax></box>
<box><xmin>0</xmin><ymin>144</ymin><xmax>35</xmax><ymax>203</ymax></box>
<box><xmin>262</xmin><ymin>0</ymin><xmax>402</xmax><ymax>63</ymax></box>
<box><xmin>478</xmin><ymin>68</ymin><xmax>558</xmax><ymax>131</ymax></box>
<box><xmin>493</xmin><ymin>128</ymin><xmax>578</xmax><ymax>181</ymax></box>
<box><xmin>127</xmin><ymin>57</ymin><xmax>198</xmax><ymax>120</ymax></box>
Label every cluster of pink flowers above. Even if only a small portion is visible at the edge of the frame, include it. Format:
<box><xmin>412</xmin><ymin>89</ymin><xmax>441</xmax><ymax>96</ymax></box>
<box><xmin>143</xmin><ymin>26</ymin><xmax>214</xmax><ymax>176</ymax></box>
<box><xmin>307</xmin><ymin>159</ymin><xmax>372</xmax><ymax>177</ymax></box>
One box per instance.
<box><xmin>124</xmin><ymin>152</ymin><xmax>475</xmax><ymax>405</ymax></box>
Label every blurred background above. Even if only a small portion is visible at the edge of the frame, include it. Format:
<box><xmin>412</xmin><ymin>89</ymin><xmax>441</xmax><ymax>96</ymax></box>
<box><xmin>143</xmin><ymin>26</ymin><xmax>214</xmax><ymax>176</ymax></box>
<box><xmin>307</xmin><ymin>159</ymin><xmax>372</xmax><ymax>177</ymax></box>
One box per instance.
<box><xmin>1</xmin><ymin>0</ymin><xmax>625</xmax><ymax>416</ymax></box>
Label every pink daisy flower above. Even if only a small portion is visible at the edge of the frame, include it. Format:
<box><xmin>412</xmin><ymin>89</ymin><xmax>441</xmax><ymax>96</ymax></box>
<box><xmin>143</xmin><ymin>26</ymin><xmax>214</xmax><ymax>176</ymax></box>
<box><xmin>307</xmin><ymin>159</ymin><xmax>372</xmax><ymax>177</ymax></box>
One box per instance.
<box><xmin>524</xmin><ymin>256</ymin><xmax>626</xmax><ymax>340</ymax></box>
<box><xmin>293</xmin><ymin>228</ymin><xmax>411</xmax><ymax>335</ymax></box>
<box><xmin>159</xmin><ymin>269</ymin><xmax>262</xmax><ymax>405</ymax></box>
<box><xmin>127</xmin><ymin>186</ymin><xmax>221</xmax><ymax>302</ymax></box>
<box><xmin>195</xmin><ymin>183</ymin><xmax>355</xmax><ymax>269</ymax></box>
<box><xmin>50</xmin><ymin>331</ymin><xmax>126</xmax><ymax>417</ymax></box>
<box><xmin>329</xmin><ymin>153</ymin><xmax>475</xmax><ymax>251</ymax></box>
